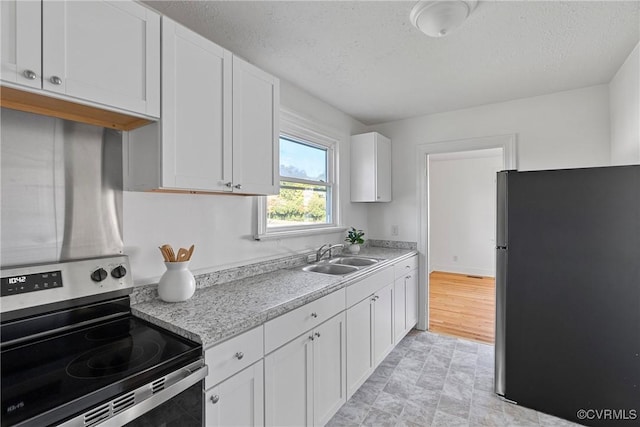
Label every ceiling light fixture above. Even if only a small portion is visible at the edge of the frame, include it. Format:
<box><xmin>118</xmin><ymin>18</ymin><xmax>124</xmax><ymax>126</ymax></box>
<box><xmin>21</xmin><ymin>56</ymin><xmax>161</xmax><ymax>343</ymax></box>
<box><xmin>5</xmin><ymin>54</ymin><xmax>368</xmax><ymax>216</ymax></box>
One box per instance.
<box><xmin>410</xmin><ymin>0</ymin><xmax>478</xmax><ymax>38</ymax></box>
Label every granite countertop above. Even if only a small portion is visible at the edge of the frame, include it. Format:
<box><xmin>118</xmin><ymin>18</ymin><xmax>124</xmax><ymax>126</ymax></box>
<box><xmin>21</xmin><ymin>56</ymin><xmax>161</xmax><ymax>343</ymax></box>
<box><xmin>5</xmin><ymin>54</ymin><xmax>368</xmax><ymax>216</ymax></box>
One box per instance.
<box><xmin>132</xmin><ymin>247</ymin><xmax>417</xmax><ymax>349</ymax></box>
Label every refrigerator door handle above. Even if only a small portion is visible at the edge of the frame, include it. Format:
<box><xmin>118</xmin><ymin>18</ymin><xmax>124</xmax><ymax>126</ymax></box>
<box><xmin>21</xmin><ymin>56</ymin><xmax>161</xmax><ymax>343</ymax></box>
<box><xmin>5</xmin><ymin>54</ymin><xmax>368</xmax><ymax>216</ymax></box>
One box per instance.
<box><xmin>495</xmin><ymin>248</ymin><xmax>507</xmax><ymax>396</ymax></box>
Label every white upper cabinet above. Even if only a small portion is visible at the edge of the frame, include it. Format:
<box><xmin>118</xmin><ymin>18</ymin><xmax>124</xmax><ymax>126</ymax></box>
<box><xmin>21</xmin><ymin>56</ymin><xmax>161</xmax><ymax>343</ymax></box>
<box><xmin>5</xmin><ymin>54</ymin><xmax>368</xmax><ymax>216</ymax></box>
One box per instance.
<box><xmin>350</xmin><ymin>132</ymin><xmax>392</xmax><ymax>202</ymax></box>
<box><xmin>1</xmin><ymin>0</ymin><xmax>41</xmax><ymax>89</ymax></box>
<box><xmin>232</xmin><ymin>56</ymin><xmax>279</xmax><ymax>195</ymax></box>
<box><xmin>42</xmin><ymin>0</ymin><xmax>160</xmax><ymax>117</ymax></box>
<box><xmin>125</xmin><ymin>22</ymin><xmax>279</xmax><ymax>196</ymax></box>
<box><xmin>161</xmin><ymin>17</ymin><xmax>232</xmax><ymax>191</ymax></box>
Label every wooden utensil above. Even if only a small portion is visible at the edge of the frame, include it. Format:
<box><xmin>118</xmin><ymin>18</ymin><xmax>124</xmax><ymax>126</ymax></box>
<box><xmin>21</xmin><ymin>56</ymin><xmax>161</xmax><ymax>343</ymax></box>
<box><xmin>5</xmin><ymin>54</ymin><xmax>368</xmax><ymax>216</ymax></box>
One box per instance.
<box><xmin>161</xmin><ymin>244</ymin><xmax>175</xmax><ymax>262</ymax></box>
<box><xmin>186</xmin><ymin>244</ymin><xmax>195</xmax><ymax>261</ymax></box>
<box><xmin>158</xmin><ymin>246</ymin><xmax>169</xmax><ymax>262</ymax></box>
<box><xmin>176</xmin><ymin>247</ymin><xmax>189</xmax><ymax>262</ymax></box>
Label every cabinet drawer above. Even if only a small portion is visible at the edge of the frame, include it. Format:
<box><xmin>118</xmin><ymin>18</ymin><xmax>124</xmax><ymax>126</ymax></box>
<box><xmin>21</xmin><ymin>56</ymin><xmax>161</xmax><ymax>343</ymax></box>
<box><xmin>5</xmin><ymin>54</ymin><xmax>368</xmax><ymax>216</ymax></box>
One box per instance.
<box><xmin>205</xmin><ymin>326</ymin><xmax>264</xmax><ymax>389</ymax></box>
<box><xmin>264</xmin><ymin>288</ymin><xmax>345</xmax><ymax>354</ymax></box>
<box><xmin>394</xmin><ymin>256</ymin><xmax>418</xmax><ymax>279</ymax></box>
<box><xmin>346</xmin><ymin>267</ymin><xmax>394</xmax><ymax>308</ymax></box>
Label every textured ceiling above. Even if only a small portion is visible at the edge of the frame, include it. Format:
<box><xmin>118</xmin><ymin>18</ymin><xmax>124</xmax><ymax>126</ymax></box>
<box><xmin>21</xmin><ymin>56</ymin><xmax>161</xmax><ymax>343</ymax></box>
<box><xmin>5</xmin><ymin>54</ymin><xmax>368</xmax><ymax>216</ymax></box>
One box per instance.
<box><xmin>143</xmin><ymin>1</ymin><xmax>640</xmax><ymax>125</ymax></box>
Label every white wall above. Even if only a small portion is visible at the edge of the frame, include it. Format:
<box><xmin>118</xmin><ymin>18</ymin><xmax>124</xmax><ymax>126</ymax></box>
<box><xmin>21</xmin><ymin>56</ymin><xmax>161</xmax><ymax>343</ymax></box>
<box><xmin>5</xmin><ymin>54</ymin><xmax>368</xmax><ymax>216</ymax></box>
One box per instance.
<box><xmin>429</xmin><ymin>151</ymin><xmax>502</xmax><ymax>277</ymax></box>
<box><xmin>610</xmin><ymin>42</ymin><xmax>640</xmax><ymax>165</ymax></box>
<box><xmin>368</xmin><ymin>84</ymin><xmax>611</xmax><ymax>242</ymax></box>
<box><xmin>124</xmin><ymin>80</ymin><xmax>368</xmax><ymax>284</ymax></box>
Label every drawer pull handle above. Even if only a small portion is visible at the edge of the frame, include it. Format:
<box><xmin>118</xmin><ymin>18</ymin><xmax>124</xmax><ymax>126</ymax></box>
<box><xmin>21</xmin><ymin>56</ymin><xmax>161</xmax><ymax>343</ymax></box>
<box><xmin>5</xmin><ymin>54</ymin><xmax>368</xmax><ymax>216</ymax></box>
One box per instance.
<box><xmin>311</xmin><ymin>312</ymin><xmax>318</xmax><ymax>318</ymax></box>
<box><xmin>210</xmin><ymin>395</ymin><xmax>220</xmax><ymax>404</ymax></box>
<box><xmin>314</xmin><ymin>332</ymin><xmax>321</xmax><ymax>338</ymax></box>
<box><xmin>234</xmin><ymin>352</ymin><xmax>244</xmax><ymax>360</ymax></box>
<box><xmin>50</xmin><ymin>76</ymin><xmax>62</xmax><ymax>85</ymax></box>
<box><xmin>405</xmin><ymin>265</ymin><xmax>411</xmax><ymax>269</ymax></box>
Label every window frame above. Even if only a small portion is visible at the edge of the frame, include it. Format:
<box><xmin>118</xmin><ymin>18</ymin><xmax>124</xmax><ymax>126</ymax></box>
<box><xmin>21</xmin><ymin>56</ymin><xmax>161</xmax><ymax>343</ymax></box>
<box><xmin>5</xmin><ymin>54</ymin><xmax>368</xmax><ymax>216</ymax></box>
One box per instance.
<box><xmin>255</xmin><ymin>109</ymin><xmax>345</xmax><ymax>240</ymax></box>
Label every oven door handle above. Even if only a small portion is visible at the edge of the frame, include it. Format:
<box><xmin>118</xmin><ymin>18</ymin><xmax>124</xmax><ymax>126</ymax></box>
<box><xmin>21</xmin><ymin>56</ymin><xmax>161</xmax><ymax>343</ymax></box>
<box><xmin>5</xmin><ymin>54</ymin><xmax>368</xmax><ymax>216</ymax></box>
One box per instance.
<box><xmin>58</xmin><ymin>359</ymin><xmax>208</xmax><ymax>427</ymax></box>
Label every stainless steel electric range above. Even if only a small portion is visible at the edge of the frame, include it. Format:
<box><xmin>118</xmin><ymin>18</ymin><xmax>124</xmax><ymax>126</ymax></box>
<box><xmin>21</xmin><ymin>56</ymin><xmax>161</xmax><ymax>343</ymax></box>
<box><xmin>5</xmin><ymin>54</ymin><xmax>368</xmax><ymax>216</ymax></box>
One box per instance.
<box><xmin>1</xmin><ymin>255</ymin><xmax>208</xmax><ymax>427</ymax></box>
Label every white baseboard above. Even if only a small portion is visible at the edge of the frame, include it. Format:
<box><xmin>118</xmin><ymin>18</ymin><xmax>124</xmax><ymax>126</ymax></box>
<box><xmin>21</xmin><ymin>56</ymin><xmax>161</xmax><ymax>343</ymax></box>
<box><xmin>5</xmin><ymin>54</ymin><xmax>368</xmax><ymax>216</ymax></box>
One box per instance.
<box><xmin>430</xmin><ymin>263</ymin><xmax>495</xmax><ymax>278</ymax></box>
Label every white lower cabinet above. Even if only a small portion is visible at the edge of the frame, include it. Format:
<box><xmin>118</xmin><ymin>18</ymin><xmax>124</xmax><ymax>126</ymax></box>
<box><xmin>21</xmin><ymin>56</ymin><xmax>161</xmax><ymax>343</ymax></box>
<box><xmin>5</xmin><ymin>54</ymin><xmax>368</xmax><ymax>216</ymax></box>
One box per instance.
<box><xmin>393</xmin><ymin>256</ymin><xmax>419</xmax><ymax>344</ymax></box>
<box><xmin>205</xmin><ymin>360</ymin><xmax>264</xmax><ymax>427</ymax></box>
<box><xmin>265</xmin><ymin>312</ymin><xmax>346</xmax><ymax>427</ymax></box>
<box><xmin>405</xmin><ymin>272</ymin><xmax>418</xmax><ymax>332</ymax></box>
<box><xmin>346</xmin><ymin>296</ymin><xmax>373</xmax><ymax>397</ymax></box>
<box><xmin>313</xmin><ymin>313</ymin><xmax>347</xmax><ymax>426</ymax></box>
<box><xmin>346</xmin><ymin>281</ymin><xmax>395</xmax><ymax>398</ymax></box>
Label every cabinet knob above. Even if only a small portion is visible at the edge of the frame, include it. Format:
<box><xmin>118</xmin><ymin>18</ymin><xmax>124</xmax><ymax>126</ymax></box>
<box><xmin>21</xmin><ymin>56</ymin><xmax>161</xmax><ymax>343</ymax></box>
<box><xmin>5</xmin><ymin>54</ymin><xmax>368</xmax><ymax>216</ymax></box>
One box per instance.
<box><xmin>234</xmin><ymin>184</ymin><xmax>242</xmax><ymax>190</ymax></box>
<box><xmin>406</xmin><ymin>275</ymin><xmax>412</xmax><ymax>279</ymax></box>
<box><xmin>210</xmin><ymin>395</ymin><xmax>220</xmax><ymax>404</ymax></box>
<box><xmin>314</xmin><ymin>332</ymin><xmax>321</xmax><ymax>338</ymax></box>
<box><xmin>23</xmin><ymin>70</ymin><xmax>37</xmax><ymax>80</ymax></box>
<box><xmin>234</xmin><ymin>352</ymin><xmax>244</xmax><ymax>360</ymax></box>
<box><xmin>310</xmin><ymin>312</ymin><xmax>318</xmax><ymax>318</ymax></box>
<box><xmin>225</xmin><ymin>182</ymin><xmax>232</xmax><ymax>188</ymax></box>
<box><xmin>49</xmin><ymin>76</ymin><xmax>62</xmax><ymax>85</ymax></box>
<box><xmin>309</xmin><ymin>335</ymin><xmax>315</xmax><ymax>341</ymax></box>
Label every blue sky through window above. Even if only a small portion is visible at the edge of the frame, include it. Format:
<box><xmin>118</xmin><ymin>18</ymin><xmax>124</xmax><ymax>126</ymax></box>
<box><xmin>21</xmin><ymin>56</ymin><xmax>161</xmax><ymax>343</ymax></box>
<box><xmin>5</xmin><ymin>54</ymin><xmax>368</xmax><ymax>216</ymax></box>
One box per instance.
<box><xmin>280</xmin><ymin>137</ymin><xmax>327</xmax><ymax>181</ymax></box>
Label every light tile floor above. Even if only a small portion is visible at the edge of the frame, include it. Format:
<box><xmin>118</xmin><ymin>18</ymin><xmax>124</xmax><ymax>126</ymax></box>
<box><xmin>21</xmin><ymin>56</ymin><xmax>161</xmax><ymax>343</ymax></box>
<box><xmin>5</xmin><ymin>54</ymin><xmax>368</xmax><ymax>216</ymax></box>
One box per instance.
<box><xmin>327</xmin><ymin>330</ymin><xmax>582</xmax><ymax>427</ymax></box>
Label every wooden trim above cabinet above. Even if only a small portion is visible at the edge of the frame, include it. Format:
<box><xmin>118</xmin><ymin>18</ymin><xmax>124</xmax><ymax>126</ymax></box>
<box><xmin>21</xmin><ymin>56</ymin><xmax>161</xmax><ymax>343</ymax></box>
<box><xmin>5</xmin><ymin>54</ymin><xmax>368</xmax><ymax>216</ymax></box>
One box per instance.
<box><xmin>0</xmin><ymin>86</ymin><xmax>153</xmax><ymax>131</ymax></box>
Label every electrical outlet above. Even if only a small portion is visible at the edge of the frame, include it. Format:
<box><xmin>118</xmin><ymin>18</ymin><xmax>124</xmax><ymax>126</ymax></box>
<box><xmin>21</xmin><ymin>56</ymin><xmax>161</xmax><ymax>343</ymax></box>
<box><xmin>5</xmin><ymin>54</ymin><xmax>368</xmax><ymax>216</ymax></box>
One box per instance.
<box><xmin>453</xmin><ymin>255</ymin><xmax>458</xmax><ymax>262</ymax></box>
<box><xmin>391</xmin><ymin>225</ymin><xmax>399</xmax><ymax>236</ymax></box>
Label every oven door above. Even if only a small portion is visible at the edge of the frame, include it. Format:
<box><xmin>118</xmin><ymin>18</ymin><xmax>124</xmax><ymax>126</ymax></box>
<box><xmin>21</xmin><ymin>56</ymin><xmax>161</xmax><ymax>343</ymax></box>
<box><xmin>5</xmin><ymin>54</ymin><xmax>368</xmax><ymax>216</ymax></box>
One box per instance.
<box><xmin>58</xmin><ymin>360</ymin><xmax>207</xmax><ymax>427</ymax></box>
<box><xmin>123</xmin><ymin>379</ymin><xmax>204</xmax><ymax>427</ymax></box>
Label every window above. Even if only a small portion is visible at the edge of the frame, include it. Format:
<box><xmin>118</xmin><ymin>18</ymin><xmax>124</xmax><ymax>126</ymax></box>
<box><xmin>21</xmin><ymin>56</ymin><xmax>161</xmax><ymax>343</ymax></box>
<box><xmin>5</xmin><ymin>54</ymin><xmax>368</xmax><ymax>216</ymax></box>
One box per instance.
<box><xmin>256</xmin><ymin>110</ymin><xmax>343</xmax><ymax>239</ymax></box>
<box><xmin>268</xmin><ymin>137</ymin><xmax>332</xmax><ymax>228</ymax></box>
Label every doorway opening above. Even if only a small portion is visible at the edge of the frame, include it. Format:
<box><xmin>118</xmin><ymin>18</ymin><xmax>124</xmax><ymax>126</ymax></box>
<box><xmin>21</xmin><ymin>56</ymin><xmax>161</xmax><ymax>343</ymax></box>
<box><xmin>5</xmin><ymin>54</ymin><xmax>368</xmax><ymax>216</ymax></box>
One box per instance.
<box><xmin>415</xmin><ymin>134</ymin><xmax>517</xmax><ymax>346</ymax></box>
<box><xmin>428</xmin><ymin>149</ymin><xmax>502</xmax><ymax>343</ymax></box>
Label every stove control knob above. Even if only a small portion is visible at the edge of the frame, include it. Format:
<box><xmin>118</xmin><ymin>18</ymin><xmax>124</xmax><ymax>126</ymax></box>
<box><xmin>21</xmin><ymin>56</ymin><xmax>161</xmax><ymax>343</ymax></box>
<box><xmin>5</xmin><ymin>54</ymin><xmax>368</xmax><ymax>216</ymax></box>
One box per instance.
<box><xmin>91</xmin><ymin>268</ymin><xmax>108</xmax><ymax>282</ymax></box>
<box><xmin>111</xmin><ymin>265</ymin><xmax>127</xmax><ymax>279</ymax></box>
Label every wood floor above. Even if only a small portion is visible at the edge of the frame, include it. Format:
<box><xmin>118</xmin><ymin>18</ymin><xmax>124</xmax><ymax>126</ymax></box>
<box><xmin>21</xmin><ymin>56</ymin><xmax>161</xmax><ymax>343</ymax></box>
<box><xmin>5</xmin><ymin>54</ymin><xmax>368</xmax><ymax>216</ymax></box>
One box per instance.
<box><xmin>429</xmin><ymin>271</ymin><xmax>495</xmax><ymax>344</ymax></box>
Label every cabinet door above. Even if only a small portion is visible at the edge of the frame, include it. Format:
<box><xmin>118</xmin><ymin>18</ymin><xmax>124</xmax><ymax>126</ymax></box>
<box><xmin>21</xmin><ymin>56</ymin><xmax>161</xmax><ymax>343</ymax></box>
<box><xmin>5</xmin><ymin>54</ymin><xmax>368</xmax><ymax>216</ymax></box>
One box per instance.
<box><xmin>405</xmin><ymin>271</ymin><xmax>418</xmax><ymax>331</ymax></box>
<box><xmin>373</xmin><ymin>282</ymin><xmax>394</xmax><ymax>366</ymax></box>
<box><xmin>375</xmin><ymin>134</ymin><xmax>392</xmax><ymax>202</ymax></box>
<box><xmin>232</xmin><ymin>56</ymin><xmax>279</xmax><ymax>195</ymax></box>
<box><xmin>0</xmin><ymin>0</ymin><xmax>41</xmax><ymax>89</ymax></box>
<box><xmin>206</xmin><ymin>360</ymin><xmax>264</xmax><ymax>427</ymax></box>
<box><xmin>161</xmin><ymin>17</ymin><xmax>232</xmax><ymax>191</ymax></box>
<box><xmin>393</xmin><ymin>278</ymin><xmax>406</xmax><ymax>345</ymax></box>
<box><xmin>346</xmin><ymin>297</ymin><xmax>374</xmax><ymax>398</ymax></box>
<box><xmin>313</xmin><ymin>313</ymin><xmax>346</xmax><ymax>426</ymax></box>
<box><xmin>265</xmin><ymin>334</ymin><xmax>313</xmax><ymax>427</ymax></box>
<box><xmin>42</xmin><ymin>0</ymin><xmax>160</xmax><ymax>116</ymax></box>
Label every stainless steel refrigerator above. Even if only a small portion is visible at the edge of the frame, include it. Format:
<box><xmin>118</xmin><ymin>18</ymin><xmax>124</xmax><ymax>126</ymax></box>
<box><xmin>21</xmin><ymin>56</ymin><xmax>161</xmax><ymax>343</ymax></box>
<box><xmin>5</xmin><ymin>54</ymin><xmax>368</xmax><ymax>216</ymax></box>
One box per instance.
<box><xmin>495</xmin><ymin>166</ymin><xmax>640</xmax><ymax>426</ymax></box>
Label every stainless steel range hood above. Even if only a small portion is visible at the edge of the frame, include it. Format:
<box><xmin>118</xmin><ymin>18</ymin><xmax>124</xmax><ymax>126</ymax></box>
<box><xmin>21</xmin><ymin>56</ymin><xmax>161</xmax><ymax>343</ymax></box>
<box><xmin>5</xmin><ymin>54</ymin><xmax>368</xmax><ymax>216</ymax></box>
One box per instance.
<box><xmin>1</xmin><ymin>108</ymin><xmax>124</xmax><ymax>267</ymax></box>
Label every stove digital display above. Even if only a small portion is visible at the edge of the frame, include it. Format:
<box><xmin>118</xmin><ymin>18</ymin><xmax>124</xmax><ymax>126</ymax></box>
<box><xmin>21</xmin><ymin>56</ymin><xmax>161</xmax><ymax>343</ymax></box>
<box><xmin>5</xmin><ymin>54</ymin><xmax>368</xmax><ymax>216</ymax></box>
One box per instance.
<box><xmin>1</xmin><ymin>270</ymin><xmax>63</xmax><ymax>296</ymax></box>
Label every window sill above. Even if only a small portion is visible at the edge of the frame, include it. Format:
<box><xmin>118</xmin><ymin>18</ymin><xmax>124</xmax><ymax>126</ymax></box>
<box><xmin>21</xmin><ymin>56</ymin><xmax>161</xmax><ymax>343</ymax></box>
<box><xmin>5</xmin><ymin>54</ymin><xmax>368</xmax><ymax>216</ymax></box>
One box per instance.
<box><xmin>255</xmin><ymin>226</ymin><xmax>347</xmax><ymax>241</ymax></box>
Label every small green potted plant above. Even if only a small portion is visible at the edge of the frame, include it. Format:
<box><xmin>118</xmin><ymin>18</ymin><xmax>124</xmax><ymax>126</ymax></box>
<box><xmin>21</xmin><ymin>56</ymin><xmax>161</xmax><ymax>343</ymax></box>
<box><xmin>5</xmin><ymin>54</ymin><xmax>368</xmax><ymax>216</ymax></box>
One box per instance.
<box><xmin>345</xmin><ymin>227</ymin><xmax>365</xmax><ymax>254</ymax></box>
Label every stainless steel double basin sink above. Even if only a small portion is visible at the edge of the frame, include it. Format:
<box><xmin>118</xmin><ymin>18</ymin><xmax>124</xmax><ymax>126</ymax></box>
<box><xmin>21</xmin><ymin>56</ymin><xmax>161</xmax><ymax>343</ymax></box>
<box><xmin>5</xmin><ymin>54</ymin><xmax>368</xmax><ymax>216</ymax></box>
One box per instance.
<box><xmin>302</xmin><ymin>256</ymin><xmax>381</xmax><ymax>276</ymax></box>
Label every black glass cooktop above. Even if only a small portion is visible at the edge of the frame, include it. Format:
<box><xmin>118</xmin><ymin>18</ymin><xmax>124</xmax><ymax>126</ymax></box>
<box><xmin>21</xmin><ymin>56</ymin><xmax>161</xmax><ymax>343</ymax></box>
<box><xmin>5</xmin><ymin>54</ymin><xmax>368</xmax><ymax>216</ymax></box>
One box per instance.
<box><xmin>1</xmin><ymin>316</ymin><xmax>201</xmax><ymax>427</ymax></box>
